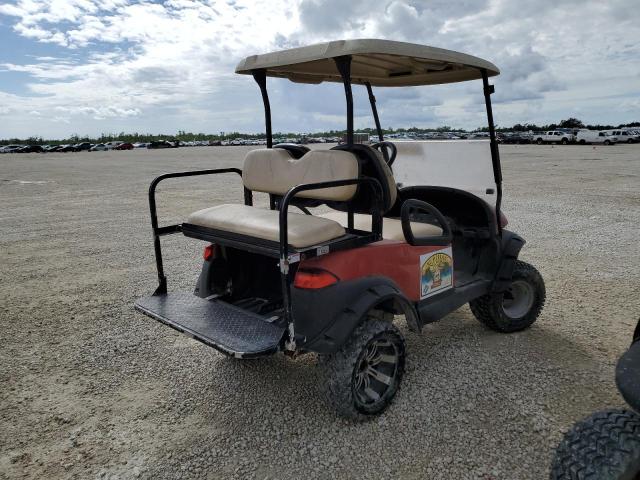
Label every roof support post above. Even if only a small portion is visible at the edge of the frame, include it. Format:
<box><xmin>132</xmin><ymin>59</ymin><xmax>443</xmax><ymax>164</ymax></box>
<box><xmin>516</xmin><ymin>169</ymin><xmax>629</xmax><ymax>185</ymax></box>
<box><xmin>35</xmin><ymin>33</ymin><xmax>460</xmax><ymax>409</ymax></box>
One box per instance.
<box><xmin>365</xmin><ymin>82</ymin><xmax>384</xmax><ymax>142</ymax></box>
<box><xmin>334</xmin><ymin>56</ymin><xmax>354</xmax><ymax>145</ymax></box>
<box><xmin>252</xmin><ymin>69</ymin><xmax>273</xmax><ymax>148</ymax></box>
<box><xmin>481</xmin><ymin>68</ymin><xmax>503</xmax><ymax>235</ymax></box>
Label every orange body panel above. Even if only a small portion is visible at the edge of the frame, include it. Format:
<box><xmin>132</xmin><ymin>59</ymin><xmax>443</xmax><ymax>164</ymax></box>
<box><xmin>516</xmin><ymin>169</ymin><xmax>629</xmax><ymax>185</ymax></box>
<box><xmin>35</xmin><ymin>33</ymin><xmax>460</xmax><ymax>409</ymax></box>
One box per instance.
<box><xmin>298</xmin><ymin>240</ymin><xmax>447</xmax><ymax>301</ymax></box>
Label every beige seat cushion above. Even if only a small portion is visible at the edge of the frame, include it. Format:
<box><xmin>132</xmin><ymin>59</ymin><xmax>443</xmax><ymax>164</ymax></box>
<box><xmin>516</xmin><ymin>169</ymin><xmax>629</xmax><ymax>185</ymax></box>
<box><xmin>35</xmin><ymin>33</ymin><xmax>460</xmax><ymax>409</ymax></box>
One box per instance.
<box><xmin>187</xmin><ymin>204</ymin><xmax>346</xmax><ymax>248</ymax></box>
<box><xmin>319</xmin><ymin>211</ymin><xmax>442</xmax><ymax>242</ymax></box>
<box><xmin>242</xmin><ymin>149</ymin><xmax>359</xmax><ymax>201</ymax></box>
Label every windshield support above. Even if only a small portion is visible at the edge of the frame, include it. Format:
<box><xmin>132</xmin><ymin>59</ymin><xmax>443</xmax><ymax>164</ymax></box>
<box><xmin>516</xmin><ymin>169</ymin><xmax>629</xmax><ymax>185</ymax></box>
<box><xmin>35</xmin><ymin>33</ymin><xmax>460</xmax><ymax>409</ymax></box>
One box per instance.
<box><xmin>252</xmin><ymin>69</ymin><xmax>273</xmax><ymax>148</ymax></box>
<box><xmin>334</xmin><ymin>56</ymin><xmax>354</xmax><ymax>145</ymax></box>
<box><xmin>365</xmin><ymin>82</ymin><xmax>384</xmax><ymax>142</ymax></box>
<box><xmin>481</xmin><ymin>68</ymin><xmax>503</xmax><ymax>235</ymax></box>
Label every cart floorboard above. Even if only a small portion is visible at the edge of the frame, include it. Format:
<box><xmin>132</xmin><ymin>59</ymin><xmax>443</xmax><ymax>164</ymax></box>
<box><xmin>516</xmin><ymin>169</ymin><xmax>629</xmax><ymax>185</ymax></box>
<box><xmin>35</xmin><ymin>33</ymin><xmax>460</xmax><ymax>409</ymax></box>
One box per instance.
<box><xmin>135</xmin><ymin>293</ymin><xmax>285</xmax><ymax>358</ymax></box>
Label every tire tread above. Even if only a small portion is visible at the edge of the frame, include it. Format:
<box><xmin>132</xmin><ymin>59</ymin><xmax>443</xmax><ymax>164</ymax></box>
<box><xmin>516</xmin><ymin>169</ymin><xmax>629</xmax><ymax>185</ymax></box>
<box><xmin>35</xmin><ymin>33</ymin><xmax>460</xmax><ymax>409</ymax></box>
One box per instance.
<box><xmin>318</xmin><ymin>319</ymin><xmax>406</xmax><ymax>420</ymax></box>
<box><xmin>550</xmin><ymin>409</ymin><xmax>640</xmax><ymax>480</ymax></box>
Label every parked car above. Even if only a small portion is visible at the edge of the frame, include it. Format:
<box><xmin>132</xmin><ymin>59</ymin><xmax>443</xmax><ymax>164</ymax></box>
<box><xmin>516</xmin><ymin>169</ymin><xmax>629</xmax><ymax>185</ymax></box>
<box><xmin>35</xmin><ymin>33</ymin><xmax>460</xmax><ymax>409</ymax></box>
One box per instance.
<box><xmin>551</xmin><ymin>317</ymin><xmax>640</xmax><ymax>479</ymax></box>
<box><xmin>534</xmin><ymin>131</ymin><xmax>573</xmax><ymax>145</ymax></box>
<box><xmin>0</xmin><ymin>144</ymin><xmax>24</xmax><ymax>153</ymax></box>
<box><xmin>58</xmin><ymin>144</ymin><xmax>78</xmax><ymax>152</ymax></box>
<box><xmin>15</xmin><ymin>145</ymin><xmax>44</xmax><ymax>153</ymax></box>
<box><xmin>75</xmin><ymin>142</ymin><xmax>92</xmax><ymax>151</ymax></box>
<box><xmin>133</xmin><ymin>142</ymin><xmax>148</xmax><ymax>148</ymax></box>
<box><xmin>115</xmin><ymin>142</ymin><xmax>134</xmax><ymax>150</ymax></box>
<box><xmin>576</xmin><ymin>130</ymin><xmax>617</xmax><ymax>145</ymax></box>
<box><xmin>90</xmin><ymin>143</ymin><xmax>108</xmax><ymax>151</ymax></box>
<box><xmin>502</xmin><ymin>133</ymin><xmax>531</xmax><ymax>144</ymax></box>
<box><xmin>148</xmin><ymin>140</ymin><xmax>176</xmax><ymax>149</ymax></box>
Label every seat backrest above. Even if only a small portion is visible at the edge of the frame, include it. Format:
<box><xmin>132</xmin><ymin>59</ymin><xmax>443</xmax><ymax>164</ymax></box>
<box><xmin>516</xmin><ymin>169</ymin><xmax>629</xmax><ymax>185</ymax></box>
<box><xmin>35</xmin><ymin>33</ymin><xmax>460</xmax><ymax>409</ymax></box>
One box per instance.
<box><xmin>242</xmin><ymin>149</ymin><xmax>359</xmax><ymax>201</ymax></box>
<box><xmin>274</xmin><ymin>143</ymin><xmax>309</xmax><ymax>159</ymax></box>
<box><xmin>331</xmin><ymin>144</ymin><xmax>397</xmax><ymax>213</ymax></box>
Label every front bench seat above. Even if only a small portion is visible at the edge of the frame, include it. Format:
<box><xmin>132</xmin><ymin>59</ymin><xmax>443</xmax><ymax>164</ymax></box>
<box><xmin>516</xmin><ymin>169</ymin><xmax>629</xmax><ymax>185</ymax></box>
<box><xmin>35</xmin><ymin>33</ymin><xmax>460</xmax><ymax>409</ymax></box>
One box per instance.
<box><xmin>319</xmin><ymin>211</ymin><xmax>442</xmax><ymax>242</ymax></box>
<box><xmin>184</xmin><ymin>149</ymin><xmax>360</xmax><ymax>248</ymax></box>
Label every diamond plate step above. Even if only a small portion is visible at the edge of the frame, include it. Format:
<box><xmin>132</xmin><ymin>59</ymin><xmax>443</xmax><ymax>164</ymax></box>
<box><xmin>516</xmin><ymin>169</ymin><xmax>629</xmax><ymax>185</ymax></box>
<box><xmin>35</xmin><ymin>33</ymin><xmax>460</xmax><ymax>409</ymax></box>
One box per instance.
<box><xmin>135</xmin><ymin>293</ymin><xmax>285</xmax><ymax>358</ymax></box>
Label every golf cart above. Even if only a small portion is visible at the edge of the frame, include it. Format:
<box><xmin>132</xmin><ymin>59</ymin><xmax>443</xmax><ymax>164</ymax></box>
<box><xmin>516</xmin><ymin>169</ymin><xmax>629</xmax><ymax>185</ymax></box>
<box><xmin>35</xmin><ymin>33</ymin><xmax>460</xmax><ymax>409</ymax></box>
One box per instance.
<box><xmin>135</xmin><ymin>39</ymin><xmax>546</xmax><ymax>419</ymax></box>
<box><xmin>550</xmin><ymin>318</ymin><xmax>640</xmax><ymax>479</ymax></box>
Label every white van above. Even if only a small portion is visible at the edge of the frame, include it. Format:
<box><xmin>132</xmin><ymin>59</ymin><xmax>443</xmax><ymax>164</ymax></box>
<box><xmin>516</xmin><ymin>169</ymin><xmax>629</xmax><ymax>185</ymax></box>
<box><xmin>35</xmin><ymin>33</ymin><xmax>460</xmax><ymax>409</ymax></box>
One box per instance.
<box><xmin>601</xmin><ymin>130</ymin><xmax>637</xmax><ymax>144</ymax></box>
<box><xmin>576</xmin><ymin>130</ymin><xmax>616</xmax><ymax>145</ymax></box>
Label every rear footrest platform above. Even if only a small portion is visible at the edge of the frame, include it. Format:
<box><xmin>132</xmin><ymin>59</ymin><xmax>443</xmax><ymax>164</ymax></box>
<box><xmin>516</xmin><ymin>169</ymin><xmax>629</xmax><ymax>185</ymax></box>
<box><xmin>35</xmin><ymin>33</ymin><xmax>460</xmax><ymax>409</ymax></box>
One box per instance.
<box><xmin>135</xmin><ymin>293</ymin><xmax>285</xmax><ymax>358</ymax></box>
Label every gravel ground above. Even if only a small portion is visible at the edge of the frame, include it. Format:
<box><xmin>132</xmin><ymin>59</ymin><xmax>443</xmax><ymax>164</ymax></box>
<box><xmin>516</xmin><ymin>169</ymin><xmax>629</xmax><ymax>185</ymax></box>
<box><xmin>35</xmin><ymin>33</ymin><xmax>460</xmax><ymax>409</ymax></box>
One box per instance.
<box><xmin>1</xmin><ymin>144</ymin><xmax>639</xmax><ymax>480</ymax></box>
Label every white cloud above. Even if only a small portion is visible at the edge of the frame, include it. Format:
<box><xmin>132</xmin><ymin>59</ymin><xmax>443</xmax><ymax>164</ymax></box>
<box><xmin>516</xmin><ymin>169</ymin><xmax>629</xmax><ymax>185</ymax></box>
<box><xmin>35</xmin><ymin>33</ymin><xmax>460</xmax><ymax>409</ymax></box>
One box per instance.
<box><xmin>0</xmin><ymin>0</ymin><xmax>638</xmax><ymax>138</ymax></box>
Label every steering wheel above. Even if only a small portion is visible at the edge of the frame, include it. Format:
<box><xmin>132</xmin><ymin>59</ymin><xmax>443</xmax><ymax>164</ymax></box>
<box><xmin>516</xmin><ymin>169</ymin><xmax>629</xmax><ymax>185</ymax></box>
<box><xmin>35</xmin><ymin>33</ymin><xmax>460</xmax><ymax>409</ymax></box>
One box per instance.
<box><xmin>372</xmin><ymin>141</ymin><xmax>397</xmax><ymax>167</ymax></box>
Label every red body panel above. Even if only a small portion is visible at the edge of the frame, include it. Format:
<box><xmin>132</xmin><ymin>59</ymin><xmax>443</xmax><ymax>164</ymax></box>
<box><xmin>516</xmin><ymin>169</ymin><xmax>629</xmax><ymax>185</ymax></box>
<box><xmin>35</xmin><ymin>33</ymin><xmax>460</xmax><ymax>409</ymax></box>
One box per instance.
<box><xmin>298</xmin><ymin>240</ymin><xmax>447</xmax><ymax>301</ymax></box>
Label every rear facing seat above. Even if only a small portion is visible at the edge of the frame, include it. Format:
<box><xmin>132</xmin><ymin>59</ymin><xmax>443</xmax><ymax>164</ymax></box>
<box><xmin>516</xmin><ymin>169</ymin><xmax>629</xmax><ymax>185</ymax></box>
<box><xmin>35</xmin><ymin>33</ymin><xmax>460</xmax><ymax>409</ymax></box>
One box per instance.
<box><xmin>184</xmin><ymin>148</ymin><xmax>361</xmax><ymax>248</ymax></box>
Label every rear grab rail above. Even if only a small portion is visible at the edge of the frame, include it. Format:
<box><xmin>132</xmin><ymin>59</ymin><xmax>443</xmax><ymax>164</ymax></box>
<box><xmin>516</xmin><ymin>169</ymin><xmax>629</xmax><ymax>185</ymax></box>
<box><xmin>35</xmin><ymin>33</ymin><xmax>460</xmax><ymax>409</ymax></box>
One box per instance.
<box><xmin>148</xmin><ymin>168</ymin><xmax>247</xmax><ymax>295</ymax></box>
<box><xmin>278</xmin><ymin>176</ymin><xmax>384</xmax><ymax>335</ymax></box>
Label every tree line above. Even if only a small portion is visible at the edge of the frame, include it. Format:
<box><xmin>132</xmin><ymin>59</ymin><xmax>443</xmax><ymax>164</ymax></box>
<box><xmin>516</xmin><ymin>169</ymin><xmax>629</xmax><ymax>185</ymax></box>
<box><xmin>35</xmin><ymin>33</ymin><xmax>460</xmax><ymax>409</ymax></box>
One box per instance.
<box><xmin>2</xmin><ymin>118</ymin><xmax>639</xmax><ymax>146</ymax></box>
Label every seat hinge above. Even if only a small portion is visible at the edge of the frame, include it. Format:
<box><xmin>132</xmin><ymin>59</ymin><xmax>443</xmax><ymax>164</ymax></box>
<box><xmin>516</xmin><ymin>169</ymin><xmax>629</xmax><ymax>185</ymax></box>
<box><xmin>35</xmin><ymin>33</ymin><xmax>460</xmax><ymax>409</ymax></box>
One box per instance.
<box><xmin>279</xmin><ymin>258</ymin><xmax>289</xmax><ymax>275</ymax></box>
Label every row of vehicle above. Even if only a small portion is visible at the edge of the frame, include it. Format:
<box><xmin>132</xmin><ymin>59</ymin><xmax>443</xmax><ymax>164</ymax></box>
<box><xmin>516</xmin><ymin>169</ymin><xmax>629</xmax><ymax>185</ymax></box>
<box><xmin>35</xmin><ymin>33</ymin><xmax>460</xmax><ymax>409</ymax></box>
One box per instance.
<box><xmin>3</xmin><ymin>128</ymin><xmax>638</xmax><ymax>154</ymax></box>
<box><xmin>533</xmin><ymin>129</ymin><xmax>640</xmax><ymax>145</ymax></box>
<box><xmin>0</xmin><ymin>140</ymin><xmax>186</xmax><ymax>153</ymax></box>
<box><xmin>0</xmin><ymin>141</ymin><xmax>136</xmax><ymax>153</ymax></box>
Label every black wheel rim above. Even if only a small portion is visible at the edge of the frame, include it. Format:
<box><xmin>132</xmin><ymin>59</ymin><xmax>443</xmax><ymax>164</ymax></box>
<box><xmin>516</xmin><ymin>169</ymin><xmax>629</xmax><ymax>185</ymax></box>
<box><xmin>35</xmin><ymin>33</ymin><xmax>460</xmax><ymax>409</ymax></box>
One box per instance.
<box><xmin>353</xmin><ymin>336</ymin><xmax>400</xmax><ymax>409</ymax></box>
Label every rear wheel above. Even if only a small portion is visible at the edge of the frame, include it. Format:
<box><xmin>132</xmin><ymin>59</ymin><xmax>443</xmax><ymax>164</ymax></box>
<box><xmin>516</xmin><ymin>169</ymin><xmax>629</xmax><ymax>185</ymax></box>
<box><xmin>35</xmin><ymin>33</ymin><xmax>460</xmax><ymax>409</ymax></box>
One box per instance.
<box><xmin>605</xmin><ymin>139</ymin><xmax>612</xmax><ymax>145</ymax></box>
<box><xmin>561</xmin><ymin>138</ymin><xmax>568</xmax><ymax>145</ymax></box>
<box><xmin>469</xmin><ymin>260</ymin><xmax>545</xmax><ymax>332</ymax></box>
<box><xmin>537</xmin><ymin>138</ymin><xmax>543</xmax><ymax>145</ymax></box>
<box><xmin>579</xmin><ymin>139</ymin><xmax>586</xmax><ymax>145</ymax></box>
<box><xmin>318</xmin><ymin>318</ymin><xmax>406</xmax><ymax>420</ymax></box>
<box><xmin>550</xmin><ymin>409</ymin><xmax>640</xmax><ymax>480</ymax></box>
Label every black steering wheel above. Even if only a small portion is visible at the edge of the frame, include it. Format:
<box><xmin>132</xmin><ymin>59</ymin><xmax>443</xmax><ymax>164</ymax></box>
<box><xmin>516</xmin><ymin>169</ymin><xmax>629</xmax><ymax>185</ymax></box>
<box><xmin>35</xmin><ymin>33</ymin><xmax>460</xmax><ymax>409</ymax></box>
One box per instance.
<box><xmin>372</xmin><ymin>141</ymin><xmax>397</xmax><ymax>167</ymax></box>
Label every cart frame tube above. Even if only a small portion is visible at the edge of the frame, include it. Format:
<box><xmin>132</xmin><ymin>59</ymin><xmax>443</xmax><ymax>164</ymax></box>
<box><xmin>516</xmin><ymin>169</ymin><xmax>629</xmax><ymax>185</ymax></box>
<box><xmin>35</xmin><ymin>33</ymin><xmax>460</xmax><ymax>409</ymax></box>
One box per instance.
<box><xmin>334</xmin><ymin>56</ymin><xmax>354</xmax><ymax>145</ymax></box>
<box><xmin>365</xmin><ymin>82</ymin><xmax>384</xmax><ymax>142</ymax></box>
<box><xmin>481</xmin><ymin>68</ymin><xmax>503</xmax><ymax>235</ymax></box>
<box><xmin>148</xmin><ymin>168</ymin><xmax>246</xmax><ymax>295</ymax></box>
<box><xmin>278</xmin><ymin>177</ymin><xmax>384</xmax><ymax>347</ymax></box>
<box><xmin>252</xmin><ymin>69</ymin><xmax>273</xmax><ymax>148</ymax></box>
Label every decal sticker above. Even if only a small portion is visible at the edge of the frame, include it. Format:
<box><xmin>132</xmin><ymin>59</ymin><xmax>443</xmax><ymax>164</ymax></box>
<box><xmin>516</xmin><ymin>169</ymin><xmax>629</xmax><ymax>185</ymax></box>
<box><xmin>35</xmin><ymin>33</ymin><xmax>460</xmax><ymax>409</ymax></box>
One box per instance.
<box><xmin>287</xmin><ymin>253</ymin><xmax>301</xmax><ymax>264</ymax></box>
<box><xmin>317</xmin><ymin>245</ymin><xmax>329</xmax><ymax>256</ymax></box>
<box><xmin>420</xmin><ymin>247</ymin><xmax>453</xmax><ymax>299</ymax></box>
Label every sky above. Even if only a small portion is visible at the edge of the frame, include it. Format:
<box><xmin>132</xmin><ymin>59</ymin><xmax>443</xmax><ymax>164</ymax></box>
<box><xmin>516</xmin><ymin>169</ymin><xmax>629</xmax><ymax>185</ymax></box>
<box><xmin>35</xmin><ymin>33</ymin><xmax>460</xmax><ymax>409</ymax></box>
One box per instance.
<box><xmin>0</xmin><ymin>0</ymin><xmax>639</xmax><ymax>139</ymax></box>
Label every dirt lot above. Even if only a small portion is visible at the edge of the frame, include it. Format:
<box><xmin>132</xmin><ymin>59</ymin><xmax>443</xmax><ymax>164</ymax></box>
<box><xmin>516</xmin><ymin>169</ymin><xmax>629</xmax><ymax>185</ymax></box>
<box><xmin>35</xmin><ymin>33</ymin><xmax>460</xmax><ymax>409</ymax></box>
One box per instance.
<box><xmin>1</xmin><ymin>144</ymin><xmax>639</xmax><ymax>480</ymax></box>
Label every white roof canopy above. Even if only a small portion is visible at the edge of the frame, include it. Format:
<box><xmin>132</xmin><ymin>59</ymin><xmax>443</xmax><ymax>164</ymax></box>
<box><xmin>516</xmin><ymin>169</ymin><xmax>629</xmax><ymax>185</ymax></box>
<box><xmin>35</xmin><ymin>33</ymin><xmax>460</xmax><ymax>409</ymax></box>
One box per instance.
<box><xmin>235</xmin><ymin>39</ymin><xmax>499</xmax><ymax>87</ymax></box>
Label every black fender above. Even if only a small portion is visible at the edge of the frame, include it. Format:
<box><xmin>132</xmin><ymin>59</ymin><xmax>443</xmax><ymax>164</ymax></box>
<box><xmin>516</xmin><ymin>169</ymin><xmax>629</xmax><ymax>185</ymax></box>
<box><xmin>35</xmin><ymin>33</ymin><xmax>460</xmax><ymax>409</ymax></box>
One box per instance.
<box><xmin>491</xmin><ymin>229</ymin><xmax>526</xmax><ymax>293</ymax></box>
<box><xmin>616</xmin><ymin>337</ymin><xmax>640</xmax><ymax>412</ymax></box>
<box><xmin>291</xmin><ymin>276</ymin><xmax>418</xmax><ymax>354</ymax></box>
<box><xmin>633</xmin><ymin>318</ymin><xmax>640</xmax><ymax>344</ymax></box>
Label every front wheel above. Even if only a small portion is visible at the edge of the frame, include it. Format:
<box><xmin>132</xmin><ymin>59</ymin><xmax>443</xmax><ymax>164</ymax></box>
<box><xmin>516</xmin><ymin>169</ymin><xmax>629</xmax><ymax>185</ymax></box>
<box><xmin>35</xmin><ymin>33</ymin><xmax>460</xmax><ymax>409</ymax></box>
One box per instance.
<box><xmin>604</xmin><ymin>139</ymin><xmax>612</xmax><ymax>145</ymax></box>
<box><xmin>537</xmin><ymin>138</ymin><xmax>543</xmax><ymax>145</ymax></box>
<box><xmin>469</xmin><ymin>260</ymin><xmax>545</xmax><ymax>332</ymax></box>
<box><xmin>318</xmin><ymin>318</ymin><xmax>406</xmax><ymax>420</ymax></box>
<box><xmin>550</xmin><ymin>409</ymin><xmax>640</xmax><ymax>480</ymax></box>
<box><xmin>561</xmin><ymin>138</ymin><xmax>568</xmax><ymax>145</ymax></box>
